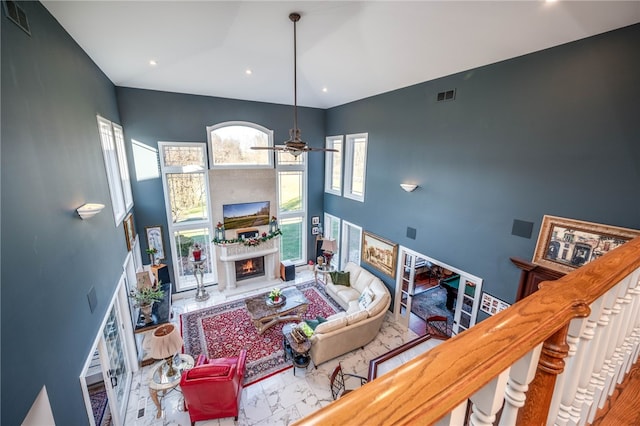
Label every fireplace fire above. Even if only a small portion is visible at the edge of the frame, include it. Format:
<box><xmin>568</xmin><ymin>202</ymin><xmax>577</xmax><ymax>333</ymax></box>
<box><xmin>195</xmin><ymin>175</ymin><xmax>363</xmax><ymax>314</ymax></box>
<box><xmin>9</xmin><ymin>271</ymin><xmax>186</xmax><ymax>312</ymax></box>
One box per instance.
<box><xmin>235</xmin><ymin>257</ymin><xmax>265</xmax><ymax>281</ymax></box>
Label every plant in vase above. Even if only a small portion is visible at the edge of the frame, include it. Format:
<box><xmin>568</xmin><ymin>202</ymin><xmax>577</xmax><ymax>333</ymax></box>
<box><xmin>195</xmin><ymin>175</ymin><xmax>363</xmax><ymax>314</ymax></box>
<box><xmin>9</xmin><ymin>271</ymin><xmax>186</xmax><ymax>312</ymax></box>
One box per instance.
<box><xmin>269</xmin><ymin>287</ymin><xmax>282</xmax><ymax>303</ymax></box>
<box><xmin>129</xmin><ymin>285</ymin><xmax>165</xmax><ymax>324</ymax></box>
<box><xmin>145</xmin><ymin>247</ymin><xmax>158</xmax><ymax>266</ymax></box>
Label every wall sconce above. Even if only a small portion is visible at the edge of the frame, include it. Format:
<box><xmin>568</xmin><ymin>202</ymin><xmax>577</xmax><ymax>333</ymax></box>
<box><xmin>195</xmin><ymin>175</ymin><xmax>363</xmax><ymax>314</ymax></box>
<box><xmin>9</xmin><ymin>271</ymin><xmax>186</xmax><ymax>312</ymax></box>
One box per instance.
<box><xmin>400</xmin><ymin>183</ymin><xmax>418</xmax><ymax>192</ymax></box>
<box><xmin>76</xmin><ymin>203</ymin><xmax>105</xmax><ymax>220</ymax></box>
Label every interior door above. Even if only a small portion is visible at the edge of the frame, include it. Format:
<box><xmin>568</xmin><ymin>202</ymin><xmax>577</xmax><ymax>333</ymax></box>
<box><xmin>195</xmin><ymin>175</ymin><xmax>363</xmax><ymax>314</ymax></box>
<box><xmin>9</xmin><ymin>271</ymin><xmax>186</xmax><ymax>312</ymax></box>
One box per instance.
<box><xmin>451</xmin><ymin>276</ymin><xmax>483</xmax><ymax>335</ymax></box>
<box><xmin>394</xmin><ymin>248</ymin><xmax>417</xmax><ymax>327</ymax></box>
<box><xmin>98</xmin><ymin>295</ymin><xmax>132</xmax><ymax>425</ymax></box>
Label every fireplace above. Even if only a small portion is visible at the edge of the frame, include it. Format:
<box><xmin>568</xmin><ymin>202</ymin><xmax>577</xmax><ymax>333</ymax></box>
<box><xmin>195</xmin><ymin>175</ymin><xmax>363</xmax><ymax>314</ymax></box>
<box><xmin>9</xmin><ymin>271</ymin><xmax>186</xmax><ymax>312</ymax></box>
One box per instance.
<box><xmin>235</xmin><ymin>257</ymin><xmax>265</xmax><ymax>282</ymax></box>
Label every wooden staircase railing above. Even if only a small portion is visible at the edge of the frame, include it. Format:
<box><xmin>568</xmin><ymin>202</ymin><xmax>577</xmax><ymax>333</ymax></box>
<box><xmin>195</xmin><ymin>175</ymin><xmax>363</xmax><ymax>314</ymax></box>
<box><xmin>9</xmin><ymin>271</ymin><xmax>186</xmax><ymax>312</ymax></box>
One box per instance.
<box><xmin>293</xmin><ymin>236</ymin><xmax>640</xmax><ymax>426</ymax></box>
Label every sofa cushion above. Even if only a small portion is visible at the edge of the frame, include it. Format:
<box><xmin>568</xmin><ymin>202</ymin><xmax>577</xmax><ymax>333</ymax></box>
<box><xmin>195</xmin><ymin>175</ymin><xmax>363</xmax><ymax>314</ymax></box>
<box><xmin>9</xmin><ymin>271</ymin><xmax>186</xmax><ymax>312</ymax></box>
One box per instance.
<box><xmin>187</xmin><ymin>364</ymin><xmax>230</xmax><ymax>379</ymax></box>
<box><xmin>329</xmin><ymin>271</ymin><xmax>350</xmax><ymax>286</ymax></box>
<box><xmin>346</xmin><ymin>309</ymin><xmax>369</xmax><ymax>325</ymax></box>
<box><xmin>346</xmin><ymin>301</ymin><xmax>361</xmax><ymax>314</ymax></box>
<box><xmin>352</xmin><ymin>269</ymin><xmax>376</xmax><ymax>293</ymax></box>
<box><xmin>336</xmin><ymin>287</ymin><xmax>361</xmax><ymax>305</ymax></box>
<box><xmin>327</xmin><ymin>311</ymin><xmax>347</xmax><ymax>321</ymax></box>
<box><xmin>366</xmin><ymin>291</ymin><xmax>390</xmax><ymax>318</ymax></box>
<box><xmin>314</xmin><ymin>316</ymin><xmax>348</xmax><ymax>334</ymax></box>
<box><xmin>344</xmin><ymin>262</ymin><xmax>363</xmax><ymax>285</ymax></box>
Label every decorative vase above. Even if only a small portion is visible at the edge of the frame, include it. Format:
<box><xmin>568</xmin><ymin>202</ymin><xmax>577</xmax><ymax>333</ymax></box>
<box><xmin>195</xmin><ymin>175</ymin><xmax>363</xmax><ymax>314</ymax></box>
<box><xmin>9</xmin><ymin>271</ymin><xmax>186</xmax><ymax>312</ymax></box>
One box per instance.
<box><xmin>140</xmin><ymin>303</ymin><xmax>154</xmax><ymax>324</ymax></box>
<box><xmin>193</xmin><ymin>249</ymin><xmax>202</xmax><ymax>261</ymax></box>
<box><xmin>272</xmin><ymin>296</ymin><xmax>280</xmax><ymax>303</ymax></box>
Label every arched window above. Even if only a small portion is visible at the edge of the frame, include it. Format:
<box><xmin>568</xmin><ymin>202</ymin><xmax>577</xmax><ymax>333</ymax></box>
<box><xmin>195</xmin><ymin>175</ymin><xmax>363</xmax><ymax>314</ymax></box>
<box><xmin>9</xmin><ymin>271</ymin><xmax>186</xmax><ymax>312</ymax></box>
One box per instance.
<box><xmin>207</xmin><ymin>121</ymin><xmax>273</xmax><ymax>168</ymax></box>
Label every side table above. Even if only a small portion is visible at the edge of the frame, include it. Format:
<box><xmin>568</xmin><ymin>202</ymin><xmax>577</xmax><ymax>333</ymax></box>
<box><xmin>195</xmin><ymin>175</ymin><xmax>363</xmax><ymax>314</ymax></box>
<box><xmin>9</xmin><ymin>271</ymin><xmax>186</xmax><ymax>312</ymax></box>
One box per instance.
<box><xmin>189</xmin><ymin>256</ymin><xmax>209</xmax><ymax>301</ymax></box>
<box><xmin>314</xmin><ymin>264</ymin><xmax>336</xmax><ymax>284</ymax></box>
<box><xmin>282</xmin><ymin>323</ymin><xmax>311</xmax><ymax>375</ymax></box>
<box><xmin>148</xmin><ymin>353</ymin><xmax>194</xmax><ymax>419</ymax></box>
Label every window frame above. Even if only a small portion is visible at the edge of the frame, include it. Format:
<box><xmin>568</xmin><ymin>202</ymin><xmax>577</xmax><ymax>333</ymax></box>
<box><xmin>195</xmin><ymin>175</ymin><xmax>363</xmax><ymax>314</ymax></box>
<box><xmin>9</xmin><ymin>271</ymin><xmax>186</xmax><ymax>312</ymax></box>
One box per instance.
<box><xmin>324</xmin><ymin>135</ymin><xmax>343</xmax><ymax>196</ymax></box>
<box><xmin>206</xmin><ymin>121</ymin><xmax>274</xmax><ymax>169</ymax></box>
<box><xmin>96</xmin><ymin>115</ymin><xmax>132</xmax><ymax>226</ymax></box>
<box><xmin>276</xmin><ymin>151</ymin><xmax>307</xmax><ymax>265</ymax></box>
<box><xmin>344</xmin><ymin>133</ymin><xmax>368</xmax><ymax>202</ymax></box>
<box><xmin>158</xmin><ymin>141</ymin><xmax>216</xmax><ymax>291</ymax></box>
<box><xmin>341</xmin><ymin>220</ymin><xmax>363</xmax><ymax>268</ymax></box>
<box><xmin>323</xmin><ymin>213</ymin><xmax>341</xmax><ymax>268</ymax></box>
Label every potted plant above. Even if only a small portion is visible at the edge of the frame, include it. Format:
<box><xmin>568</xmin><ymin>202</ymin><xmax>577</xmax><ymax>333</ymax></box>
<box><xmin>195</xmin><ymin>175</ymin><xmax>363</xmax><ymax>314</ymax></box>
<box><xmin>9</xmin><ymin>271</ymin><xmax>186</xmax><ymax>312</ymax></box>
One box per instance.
<box><xmin>129</xmin><ymin>285</ymin><xmax>165</xmax><ymax>324</ymax></box>
<box><xmin>269</xmin><ymin>287</ymin><xmax>282</xmax><ymax>303</ymax></box>
<box><xmin>145</xmin><ymin>247</ymin><xmax>158</xmax><ymax>266</ymax></box>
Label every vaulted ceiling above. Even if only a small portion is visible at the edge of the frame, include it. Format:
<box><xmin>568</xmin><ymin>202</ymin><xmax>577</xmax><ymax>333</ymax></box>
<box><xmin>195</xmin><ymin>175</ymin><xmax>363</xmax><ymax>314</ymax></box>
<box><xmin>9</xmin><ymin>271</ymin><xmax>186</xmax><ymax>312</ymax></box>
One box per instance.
<box><xmin>43</xmin><ymin>1</ymin><xmax>640</xmax><ymax>108</ymax></box>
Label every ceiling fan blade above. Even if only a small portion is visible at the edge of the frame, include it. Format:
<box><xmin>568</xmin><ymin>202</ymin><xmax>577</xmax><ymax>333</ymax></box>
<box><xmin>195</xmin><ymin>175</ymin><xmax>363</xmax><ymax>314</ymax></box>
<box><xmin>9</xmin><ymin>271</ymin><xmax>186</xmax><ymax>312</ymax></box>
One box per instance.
<box><xmin>250</xmin><ymin>146</ymin><xmax>288</xmax><ymax>151</ymax></box>
<box><xmin>304</xmin><ymin>146</ymin><xmax>339</xmax><ymax>153</ymax></box>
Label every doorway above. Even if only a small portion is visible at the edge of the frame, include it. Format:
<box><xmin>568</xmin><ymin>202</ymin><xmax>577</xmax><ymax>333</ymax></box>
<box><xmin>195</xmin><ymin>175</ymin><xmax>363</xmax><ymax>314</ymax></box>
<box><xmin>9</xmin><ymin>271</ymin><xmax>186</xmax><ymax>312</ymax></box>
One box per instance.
<box><xmin>394</xmin><ymin>246</ymin><xmax>483</xmax><ymax>336</ymax></box>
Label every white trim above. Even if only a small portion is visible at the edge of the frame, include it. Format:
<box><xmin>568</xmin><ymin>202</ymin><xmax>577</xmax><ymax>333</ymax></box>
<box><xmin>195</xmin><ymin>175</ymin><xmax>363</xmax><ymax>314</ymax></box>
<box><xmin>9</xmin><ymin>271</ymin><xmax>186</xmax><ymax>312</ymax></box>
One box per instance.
<box><xmin>112</xmin><ymin>123</ymin><xmax>134</xmax><ymax>212</ymax></box>
<box><xmin>96</xmin><ymin>115</ymin><xmax>127</xmax><ymax>225</ymax></box>
<box><xmin>206</xmin><ymin>121</ymin><xmax>274</xmax><ymax>169</ymax></box>
<box><xmin>324</xmin><ymin>135</ymin><xmax>343</xmax><ymax>196</ymax></box>
<box><xmin>344</xmin><ymin>133</ymin><xmax>368</xmax><ymax>202</ymax></box>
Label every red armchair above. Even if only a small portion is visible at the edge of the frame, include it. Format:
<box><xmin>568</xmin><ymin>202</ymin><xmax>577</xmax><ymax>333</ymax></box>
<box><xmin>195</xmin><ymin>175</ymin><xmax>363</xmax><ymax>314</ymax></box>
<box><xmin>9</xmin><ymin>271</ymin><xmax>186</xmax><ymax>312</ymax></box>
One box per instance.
<box><xmin>180</xmin><ymin>349</ymin><xmax>247</xmax><ymax>425</ymax></box>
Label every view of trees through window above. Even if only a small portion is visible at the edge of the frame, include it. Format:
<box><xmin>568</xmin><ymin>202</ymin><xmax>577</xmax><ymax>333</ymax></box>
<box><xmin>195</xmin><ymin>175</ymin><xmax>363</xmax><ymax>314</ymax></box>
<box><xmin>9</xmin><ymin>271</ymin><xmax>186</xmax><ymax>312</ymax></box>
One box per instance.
<box><xmin>210</xmin><ymin>125</ymin><xmax>271</xmax><ymax>166</ymax></box>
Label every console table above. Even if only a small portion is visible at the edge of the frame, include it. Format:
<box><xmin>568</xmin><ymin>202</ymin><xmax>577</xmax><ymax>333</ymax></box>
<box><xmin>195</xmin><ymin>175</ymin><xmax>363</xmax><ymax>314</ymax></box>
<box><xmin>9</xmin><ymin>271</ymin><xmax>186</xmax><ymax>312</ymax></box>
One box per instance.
<box><xmin>133</xmin><ymin>281</ymin><xmax>172</xmax><ymax>365</ymax></box>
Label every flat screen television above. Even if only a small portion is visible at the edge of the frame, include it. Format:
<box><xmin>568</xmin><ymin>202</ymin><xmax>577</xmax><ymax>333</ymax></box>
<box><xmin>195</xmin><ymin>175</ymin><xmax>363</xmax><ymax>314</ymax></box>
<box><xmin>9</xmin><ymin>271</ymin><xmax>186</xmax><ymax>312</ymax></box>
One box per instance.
<box><xmin>223</xmin><ymin>201</ymin><xmax>270</xmax><ymax>230</ymax></box>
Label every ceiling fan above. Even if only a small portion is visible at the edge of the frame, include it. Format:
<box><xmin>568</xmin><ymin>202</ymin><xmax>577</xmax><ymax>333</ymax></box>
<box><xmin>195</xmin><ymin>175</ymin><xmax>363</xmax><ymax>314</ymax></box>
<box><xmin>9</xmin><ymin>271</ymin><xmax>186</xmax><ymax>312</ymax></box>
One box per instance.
<box><xmin>252</xmin><ymin>12</ymin><xmax>337</xmax><ymax>158</ymax></box>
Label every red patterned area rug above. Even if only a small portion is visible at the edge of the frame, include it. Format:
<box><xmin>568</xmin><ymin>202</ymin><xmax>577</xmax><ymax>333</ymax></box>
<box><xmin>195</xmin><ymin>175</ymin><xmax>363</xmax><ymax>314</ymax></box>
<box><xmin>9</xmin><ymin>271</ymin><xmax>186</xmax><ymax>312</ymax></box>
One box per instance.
<box><xmin>181</xmin><ymin>280</ymin><xmax>342</xmax><ymax>386</ymax></box>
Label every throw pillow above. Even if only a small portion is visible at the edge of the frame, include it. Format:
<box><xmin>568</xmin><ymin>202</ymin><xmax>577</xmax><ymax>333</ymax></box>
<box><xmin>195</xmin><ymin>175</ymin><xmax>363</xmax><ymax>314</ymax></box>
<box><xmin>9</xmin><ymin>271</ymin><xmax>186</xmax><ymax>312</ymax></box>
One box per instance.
<box><xmin>329</xmin><ymin>271</ymin><xmax>350</xmax><ymax>286</ymax></box>
<box><xmin>299</xmin><ymin>322</ymin><xmax>315</xmax><ymax>337</ymax></box>
<box><xmin>358</xmin><ymin>289</ymin><xmax>374</xmax><ymax>310</ymax></box>
<box><xmin>304</xmin><ymin>316</ymin><xmax>328</xmax><ymax>330</ymax></box>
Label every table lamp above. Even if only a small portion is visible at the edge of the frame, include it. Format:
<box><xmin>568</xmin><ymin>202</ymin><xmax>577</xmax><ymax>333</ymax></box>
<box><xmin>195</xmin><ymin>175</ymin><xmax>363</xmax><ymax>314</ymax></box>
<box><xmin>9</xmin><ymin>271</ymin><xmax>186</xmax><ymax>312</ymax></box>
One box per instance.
<box><xmin>321</xmin><ymin>238</ymin><xmax>337</xmax><ymax>266</ymax></box>
<box><xmin>149</xmin><ymin>324</ymin><xmax>184</xmax><ymax>377</ymax></box>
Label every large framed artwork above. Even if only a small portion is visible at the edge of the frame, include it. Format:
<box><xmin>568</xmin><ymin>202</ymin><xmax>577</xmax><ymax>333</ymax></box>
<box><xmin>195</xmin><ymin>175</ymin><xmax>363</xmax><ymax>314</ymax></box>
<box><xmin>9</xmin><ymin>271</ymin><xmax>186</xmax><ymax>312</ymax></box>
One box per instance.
<box><xmin>361</xmin><ymin>231</ymin><xmax>398</xmax><ymax>278</ymax></box>
<box><xmin>145</xmin><ymin>225</ymin><xmax>166</xmax><ymax>261</ymax></box>
<box><xmin>533</xmin><ymin>215</ymin><xmax>640</xmax><ymax>273</ymax></box>
<box><xmin>123</xmin><ymin>212</ymin><xmax>136</xmax><ymax>251</ymax></box>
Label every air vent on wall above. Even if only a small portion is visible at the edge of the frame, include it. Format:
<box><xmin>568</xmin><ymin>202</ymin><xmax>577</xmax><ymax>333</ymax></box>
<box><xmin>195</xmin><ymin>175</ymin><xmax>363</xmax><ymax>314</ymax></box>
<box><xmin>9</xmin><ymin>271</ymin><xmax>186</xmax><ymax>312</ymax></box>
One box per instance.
<box><xmin>437</xmin><ymin>89</ymin><xmax>456</xmax><ymax>102</ymax></box>
<box><xmin>3</xmin><ymin>0</ymin><xmax>30</xmax><ymax>35</ymax></box>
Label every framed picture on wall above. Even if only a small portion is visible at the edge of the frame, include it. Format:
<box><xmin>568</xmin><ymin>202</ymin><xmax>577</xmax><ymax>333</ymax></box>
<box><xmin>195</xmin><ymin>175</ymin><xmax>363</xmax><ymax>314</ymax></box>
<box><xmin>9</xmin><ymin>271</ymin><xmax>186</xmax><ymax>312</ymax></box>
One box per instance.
<box><xmin>361</xmin><ymin>231</ymin><xmax>398</xmax><ymax>278</ymax></box>
<box><xmin>123</xmin><ymin>213</ymin><xmax>136</xmax><ymax>251</ymax></box>
<box><xmin>145</xmin><ymin>225</ymin><xmax>166</xmax><ymax>261</ymax></box>
<box><xmin>311</xmin><ymin>216</ymin><xmax>320</xmax><ymax>225</ymax></box>
<box><xmin>533</xmin><ymin>215</ymin><xmax>640</xmax><ymax>273</ymax></box>
<box><xmin>311</xmin><ymin>226</ymin><xmax>319</xmax><ymax>235</ymax></box>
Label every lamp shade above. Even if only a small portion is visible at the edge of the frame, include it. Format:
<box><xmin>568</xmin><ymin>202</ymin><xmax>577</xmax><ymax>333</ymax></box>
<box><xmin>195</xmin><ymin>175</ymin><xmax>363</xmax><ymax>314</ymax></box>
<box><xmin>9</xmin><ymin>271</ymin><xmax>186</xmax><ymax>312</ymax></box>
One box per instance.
<box><xmin>149</xmin><ymin>324</ymin><xmax>183</xmax><ymax>360</ymax></box>
<box><xmin>321</xmin><ymin>238</ymin><xmax>337</xmax><ymax>253</ymax></box>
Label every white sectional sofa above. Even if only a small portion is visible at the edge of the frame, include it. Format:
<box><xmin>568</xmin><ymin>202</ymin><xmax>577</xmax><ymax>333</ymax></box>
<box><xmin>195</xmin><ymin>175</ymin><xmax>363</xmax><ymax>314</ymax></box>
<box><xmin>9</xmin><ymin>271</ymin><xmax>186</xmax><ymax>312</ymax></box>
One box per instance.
<box><xmin>309</xmin><ymin>262</ymin><xmax>391</xmax><ymax>366</ymax></box>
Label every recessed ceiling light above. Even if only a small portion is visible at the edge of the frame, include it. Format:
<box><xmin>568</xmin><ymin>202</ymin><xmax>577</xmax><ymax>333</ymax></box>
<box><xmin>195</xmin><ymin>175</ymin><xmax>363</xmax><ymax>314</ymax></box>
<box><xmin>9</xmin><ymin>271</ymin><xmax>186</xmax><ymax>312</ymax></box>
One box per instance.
<box><xmin>245</xmin><ymin>69</ymin><xmax>253</xmax><ymax>75</ymax></box>
<box><xmin>149</xmin><ymin>60</ymin><xmax>157</xmax><ymax>66</ymax></box>
<box><xmin>322</xmin><ymin>87</ymin><xmax>328</xmax><ymax>93</ymax></box>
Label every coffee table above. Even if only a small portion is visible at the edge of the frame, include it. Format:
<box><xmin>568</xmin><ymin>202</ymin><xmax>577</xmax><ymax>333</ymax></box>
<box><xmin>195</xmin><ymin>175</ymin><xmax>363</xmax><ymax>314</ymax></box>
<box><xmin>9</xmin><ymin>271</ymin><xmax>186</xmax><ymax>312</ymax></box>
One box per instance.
<box><xmin>245</xmin><ymin>287</ymin><xmax>309</xmax><ymax>334</ymax></box>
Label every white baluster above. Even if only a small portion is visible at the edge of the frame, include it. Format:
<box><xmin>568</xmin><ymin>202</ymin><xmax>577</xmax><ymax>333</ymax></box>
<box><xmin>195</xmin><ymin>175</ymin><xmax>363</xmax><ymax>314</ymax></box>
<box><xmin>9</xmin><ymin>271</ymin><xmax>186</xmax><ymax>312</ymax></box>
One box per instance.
<box><xmin>469</xmin><ymin>369</ymin><xmax>509</xmax><ymax>426</ymax></box>
<box><xmin>499</xmin><ymin>345</ymin><xmax>542</xmax><ymax>426</ymax></box>
<box><xmin>434</xmin><ymin>400</ymin><xmax>468</xmax><ymax>426</ymax></box>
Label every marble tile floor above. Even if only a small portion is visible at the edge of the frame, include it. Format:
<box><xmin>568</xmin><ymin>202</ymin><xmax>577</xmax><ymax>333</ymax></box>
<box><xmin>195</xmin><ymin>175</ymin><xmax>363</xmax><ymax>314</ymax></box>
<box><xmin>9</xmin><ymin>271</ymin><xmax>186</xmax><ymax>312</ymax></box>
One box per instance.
<box><xmin>123</xmin><ymin>269</ymin><xmax>420</xmax><ymax>426</ymax></box>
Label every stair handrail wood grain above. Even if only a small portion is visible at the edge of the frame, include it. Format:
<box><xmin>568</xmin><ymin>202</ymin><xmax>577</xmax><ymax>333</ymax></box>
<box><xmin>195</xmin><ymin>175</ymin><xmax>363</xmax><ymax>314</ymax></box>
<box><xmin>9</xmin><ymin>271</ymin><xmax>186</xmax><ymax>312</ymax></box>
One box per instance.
<box><xmin>293</xmin><ymin>236</ymin><xmax>640</xmax><ymax>426</ymax></box>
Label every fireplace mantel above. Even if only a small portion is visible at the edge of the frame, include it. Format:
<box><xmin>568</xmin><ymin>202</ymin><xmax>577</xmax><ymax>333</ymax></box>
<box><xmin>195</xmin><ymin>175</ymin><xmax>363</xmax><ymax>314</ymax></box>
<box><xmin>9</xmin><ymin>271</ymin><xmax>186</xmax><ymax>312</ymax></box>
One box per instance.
<box><xmin>214</xmin><ymin>237</ymin><xmax>281</xmax><ymax>292</ymax></box>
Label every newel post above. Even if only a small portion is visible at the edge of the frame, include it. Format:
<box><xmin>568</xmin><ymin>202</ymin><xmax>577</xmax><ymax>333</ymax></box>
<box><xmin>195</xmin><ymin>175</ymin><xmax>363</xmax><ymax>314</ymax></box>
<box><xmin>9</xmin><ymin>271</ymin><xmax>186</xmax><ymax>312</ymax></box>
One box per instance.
<box><xmin>517</xmin><ymin>323</ymin><xmax>570</xmax><ymax>425</ymax></box>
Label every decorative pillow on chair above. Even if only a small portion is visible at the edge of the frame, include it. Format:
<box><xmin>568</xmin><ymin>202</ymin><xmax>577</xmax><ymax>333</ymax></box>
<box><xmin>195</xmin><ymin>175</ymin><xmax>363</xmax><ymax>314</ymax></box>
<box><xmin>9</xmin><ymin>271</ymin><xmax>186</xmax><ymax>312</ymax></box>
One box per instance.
<box><xmin>187</xmin><ymin>364</ymin><xmax>230</xmax><ymax>379</ymax></box>
<box><xmin>329</xmin><ymin>271</ymin><xmax>350</xmax><ymax>286</ymax></box>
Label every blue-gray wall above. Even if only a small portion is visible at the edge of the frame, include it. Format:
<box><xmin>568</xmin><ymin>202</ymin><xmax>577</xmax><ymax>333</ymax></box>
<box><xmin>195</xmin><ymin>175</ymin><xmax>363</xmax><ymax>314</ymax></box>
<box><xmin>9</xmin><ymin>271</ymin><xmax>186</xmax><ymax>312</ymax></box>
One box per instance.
<box><xmin>325</xmin><ymin>23</ymin><xmax>640</xmax><ymax>309</ymax></box>
<box><xmin>115</xmin><ymin>87</ymin><xmax>326</xmax><ymax>284</ymax></box>
<box><xmin>1</xmin><ymin>2</ymin><xmax>127</xmax><ymax>425</ymax></box>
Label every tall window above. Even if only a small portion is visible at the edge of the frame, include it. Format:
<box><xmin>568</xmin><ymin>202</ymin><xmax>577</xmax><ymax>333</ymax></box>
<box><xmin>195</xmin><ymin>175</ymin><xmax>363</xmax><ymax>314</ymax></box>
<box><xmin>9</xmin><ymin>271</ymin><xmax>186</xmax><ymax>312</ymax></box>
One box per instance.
<box><xmin>341</xmin><ymin>220</ymin><xmax>362</xmax><ymax>267</ymax></box>
<box><xmin>344</xmin><ymin>133</ymin><xmax>368</xmax><ymax>202</ymax></box>
<box><xmin>323</xmin><ymin>213</ymin><xmax>341</xmax><ymax>268</ymax></box>
<box><xmin>324</xmin><ymin>136</ymin><xmax>343</xmax><ymax>195</ymax></box>
<box><xmin>277</xmin><ymin>150</ymin><xmax>307</xmax><ymax>264</ymax></box>
<box><xmin>207</xmin><ymin>121</ymin><xmax>273</xmax><ymax>168</ymax></box>
<box><xmin>159</xmin><ymin>143</ymin><xmax>215</xmax><ymax>291</ymax></box>
<box><xmin>96</xmin><ymin>116</ymin><xmax>133</xmax><ymax>225</ymax></box>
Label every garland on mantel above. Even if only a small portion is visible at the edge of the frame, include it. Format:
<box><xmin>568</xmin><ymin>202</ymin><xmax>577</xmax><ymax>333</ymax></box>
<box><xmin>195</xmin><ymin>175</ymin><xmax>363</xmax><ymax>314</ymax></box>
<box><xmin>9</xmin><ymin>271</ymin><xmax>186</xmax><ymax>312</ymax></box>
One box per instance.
<box><xmin>213</xmin><ymin>229</ymin><xmax>282</xmax><ymax>247</ymax></box>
